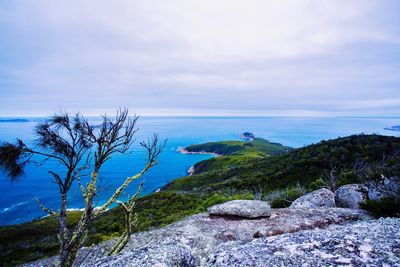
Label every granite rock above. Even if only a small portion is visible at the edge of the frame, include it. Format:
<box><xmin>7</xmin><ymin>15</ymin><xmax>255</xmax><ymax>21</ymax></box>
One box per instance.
<box><xmin>335</xmin><ymin>184</ymin><xmax>368</xmax><ymax>209</ymax></box>
<box><xmin>206</xmin><ymin>218</ymin><xmax>400</xmax><ymax>266</ymax></box>
<box><xmin>22</xmin><ymin>207</ymin><xmax>372</xmax><ymax>267</ymax></box>
<box><xmin>207</xmin><ymin>200</ymin><xmax>271</xmax><ymax>218</ymax></box>
<box><xmin>290</xmin><ymin>188</ymin><xmax>335</xmax><ymax>209</ymax></box>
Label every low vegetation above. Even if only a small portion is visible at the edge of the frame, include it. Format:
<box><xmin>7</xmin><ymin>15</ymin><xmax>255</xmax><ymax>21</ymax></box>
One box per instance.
<box><xmin>0</xmin><ymin>192</ymin><xmax>252</xmax><ymax>266</ymax></box>
<box><xmin>360</xmin><ymin>197</ymin><xmax>400</xmax><ymax>218</ymax></box>
<box><xmin>185</xmin><ymin>138</ymin><xmax>292</xmax><ymax>156</ymax></box>
<box><xmin>165</xmin><ymin>135</ymin><xmax>400</xmax><ymax>195</ymax></box>
<box><xmin>265</xmin><ymin>185</ymin><xmax>307</xmax><ymax>208</ymax></box>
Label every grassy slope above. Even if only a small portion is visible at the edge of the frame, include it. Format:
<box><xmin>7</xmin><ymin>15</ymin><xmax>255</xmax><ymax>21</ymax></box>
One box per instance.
<box><xmin>1</xmin><ymin>134</ymin><xmax>400</xmax><ymax>266</ymax></box>
<box><xmin>185</xmin><ymin>138</ymin><xmax>292</xmax><ymax>156</ymax></box>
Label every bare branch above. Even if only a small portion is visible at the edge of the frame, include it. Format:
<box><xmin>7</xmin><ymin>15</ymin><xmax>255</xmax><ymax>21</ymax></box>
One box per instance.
<box><xmin>94</xmin><ymin>164</ymin><xmax>152</xmax><ymax>216</ymax></box>
<box><xmin>35</xmin><ymin>197</ymin><xmax>60</xmax><ymax>219</ymax></box>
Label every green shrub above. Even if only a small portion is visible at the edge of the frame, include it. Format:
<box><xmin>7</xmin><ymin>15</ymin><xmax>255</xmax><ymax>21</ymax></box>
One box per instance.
<box><xmin>360</xmin><ymin>198</ymin><xmax>400</xmax><ymax>218</ymax></box>
<box><xmin>307</xmin><ymin>179</ymin><xmax>327</xmax><ymax>191</ymax></box>
<box><xmin>267</xmin><ymin>186</ymin><xmax>306</xmax><ymax>208</ymax></box>
<box><xmin>336</xmin><ymin>171</ymin><xmax>359</xmax><ymax>187</ymax></box>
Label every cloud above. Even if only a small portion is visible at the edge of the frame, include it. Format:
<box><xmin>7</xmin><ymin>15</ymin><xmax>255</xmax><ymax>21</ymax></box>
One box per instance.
<box><xmin>0</xmin><ymin>0</ymin><xmax>399</xmax><ymax>116</ymax></box>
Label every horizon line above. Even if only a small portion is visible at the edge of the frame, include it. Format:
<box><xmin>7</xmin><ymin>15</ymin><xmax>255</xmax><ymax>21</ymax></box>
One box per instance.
<box><xmin>1</xmin><ymin>114</ymin><xmax>400</xmax><ymax>119</ymax></box>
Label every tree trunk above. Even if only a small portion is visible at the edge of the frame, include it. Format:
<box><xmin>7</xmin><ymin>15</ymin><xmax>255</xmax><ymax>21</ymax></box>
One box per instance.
<box><xmin>58</xmin><ymin>191</ymin><xmax>71</xmax><ymax>267</ymax></box>
<box><xmin>58</xmin><ymin>189</ymin><xmax>92</xmax><ymax>267</ymax></box>
<box><xmin>59</xmin><ymin>242</ymin><xmax>80</xmax><ymax>267</ymax></box>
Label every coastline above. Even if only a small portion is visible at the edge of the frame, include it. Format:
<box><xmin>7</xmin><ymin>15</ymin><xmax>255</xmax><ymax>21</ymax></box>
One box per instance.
<box><xmin>178</xmin><ymin>147</ymin><xmax>220</xmax><ymax>176</ymax></box>
<box><xmin>177</xmin><ymin>147</ymin><xmax>221</xmax><ymax>157</ymax></box>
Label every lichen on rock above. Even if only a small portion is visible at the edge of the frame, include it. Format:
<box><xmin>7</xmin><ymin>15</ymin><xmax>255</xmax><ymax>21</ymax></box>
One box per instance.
<box><xmin>207</xmin><ymin>200</ymin><xmax>271</xmax><ymax>219</ymax></box>
<box><xmin>335</xmin><ymin>184</ymin><xmax>368</xmax><ymax>209</ymax></box>
<box><xmin>290</xmin><ymin>188</ymin><xmax>336</xmax><ymax>209</ymax></box>
<box><xmin>206</xmin><ymin>218</ymin><xmax>400</xmax><ymax>266</ymax></box>
<box><xmin>22</xmin><ymin>206</ymin><xmax>374</xmax><ymax>267</ymax></box>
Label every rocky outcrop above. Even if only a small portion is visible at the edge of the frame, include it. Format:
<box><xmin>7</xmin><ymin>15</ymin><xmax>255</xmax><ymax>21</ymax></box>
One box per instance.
<box><xmin>290</xmin><ymin>188</ymin><xmax>335</xmax><ymax>209</ymax></box>
<box><xmin>22</xmin><ymin>206</ymin><xmax>372</xmax><ymax>267</ymax></box>
<box><xmin>366</xmin><ymin>176</ymin><xmax>400</xmax><ymax>201</ymax></box>
<box><xmin>207</xmin><ymin>200</ymin><xmax>271</xmax><ymax>219</ymax></box>
<box><xmin>240</xmin><ymin>132</ymin><xmax>255</xmax><ymax>141</ymax></box>
<box><xmin>93</xmin><ymin>244</ymin><xmax>196</xmax><ymax>267</ymax></box>
<box><xmin>206</xmin><ymin>217</ymin><xmax>400</xmax><ymax>266</ymax></box>
<box><xmin>335</xmin><ymin>184</ymin><xmax>368</xmax><ymax>209</ymax></box>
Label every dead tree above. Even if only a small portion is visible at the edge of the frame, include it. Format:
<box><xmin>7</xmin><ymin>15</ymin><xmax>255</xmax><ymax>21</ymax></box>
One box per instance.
<box><xmin>0</xmin><ymin>109</ymin><xmax>165</xmax><ymax>267</ymax></box>
<box><xmin>321</xmin><ymin>164</ymin><xmax>339</xmax><ymax>191</ymax></box>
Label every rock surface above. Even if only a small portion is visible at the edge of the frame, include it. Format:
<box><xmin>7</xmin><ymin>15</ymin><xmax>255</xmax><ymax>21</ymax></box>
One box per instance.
<box><xmin>22</xmin><ymin>207</ymin><xmax>372</xmax><ymax>267</ymax></box>
<box><xmin>290</xmin><ymin>188</ymin><xmax>335</xmax><ymax>209</ymax></box>
<box><xmin>335</xmin><ymin>184</ymin><xmax>368</xmax><ymax>209</ymax></box>
<box><xmin>206</xmin><ymin>218</ymin><xmax>400</xmax><ymax>266</ymax></box>
<box><xmin>207</xmin><ymin>200</ymin><xmax>271</xmax><ymax>218</ymax></box>
<box><xmin>93</xmin><ymin>244</ymin><xmax>196</xmax><ymax>267</ymax></box>
<box><xmin>366</xmin><ymin>176</ymin><xmax>400</xmax><ymax>201</ymax></box>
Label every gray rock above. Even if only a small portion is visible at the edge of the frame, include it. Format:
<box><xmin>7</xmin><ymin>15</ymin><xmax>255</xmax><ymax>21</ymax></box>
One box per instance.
<box><xmin>207</xmin><ymin>200</ymin><xmax>271</xmax><ymax>218</ymax></box>
<box><xmin>290</xmin><ymin>188</ymin><xmax>335</xmax><ymax>209</ymax></box>
<box><xmin>22</xmin><ymin>207</ymin><xmax>372</xmax><ymax>267</ymax></box>
<box><xmin>94</xmin><ymin>244</ymin><xmax>196</xmax><ymax>267</ymax></box>
<box><xmin>335</xmin><ymin>184</ymin><xmax>368</xmax><ymax>209</ymax></box>
<box><xmin>206</xmin><ymin>218</ymin><xmax>400</xmax><ymax>266</ymax></box>
<box><xmin>366</xmin><ymin>176</ymin><xmax>400</xmax><ymax>201</ymax></box>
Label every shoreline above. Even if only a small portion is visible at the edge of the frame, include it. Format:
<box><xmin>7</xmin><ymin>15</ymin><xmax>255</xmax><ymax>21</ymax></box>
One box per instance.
<box><xmin>177</xmin><ymin>147</ymin><xmax>221</xmax><ymax>157</ymax></box>
<box><xmin>178</xmin><ymin>147</ymin><xmax>220</xmax><ymax>176</ymax></box>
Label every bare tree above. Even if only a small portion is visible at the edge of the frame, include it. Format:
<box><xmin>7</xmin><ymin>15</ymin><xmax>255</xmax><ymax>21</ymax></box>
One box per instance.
<box><xmin>252</xmin><ymin>181</ymin><xmax>268</xmax><ymax>200</ymax></box>
<box><xmin>320</xmin><ymin>164</ymin><xmax>340</xmax><ymax>191</ymax></box>
<box><xmin>0</xmin><ymin>109</ymin><xmax>165</xmax><ymax>267</ymax></box>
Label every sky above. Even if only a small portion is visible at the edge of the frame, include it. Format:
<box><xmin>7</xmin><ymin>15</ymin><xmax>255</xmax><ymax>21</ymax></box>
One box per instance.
<box><xmin>0</xmin><ymin>0</ymin><xmax>399</xmax><ymax>117</ymax></box>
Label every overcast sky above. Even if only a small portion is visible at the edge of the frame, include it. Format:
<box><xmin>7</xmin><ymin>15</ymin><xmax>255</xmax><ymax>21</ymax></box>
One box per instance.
<box><xmin>0</xmin><ymin>0</ymin><xmax>399</xmax><ymax>116</ymax></box>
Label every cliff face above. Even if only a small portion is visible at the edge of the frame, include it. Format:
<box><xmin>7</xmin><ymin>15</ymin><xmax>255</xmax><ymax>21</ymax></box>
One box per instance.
<box><xmin>22</xmin><ymin>203</ymin><xmax>399</xmax><ymax>267</ymax></box>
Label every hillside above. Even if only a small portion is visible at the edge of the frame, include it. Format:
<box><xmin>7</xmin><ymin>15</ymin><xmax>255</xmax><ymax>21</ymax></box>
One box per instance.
<box><xmin>184</xmin><ymin>138</ymin><xmax>292</xmax><ymax>156</ymax></box>
<box><xmin>1</xmin><ymin>134</ymin><xmax>400</xmax><ymax>266</ymax></box>
<box><xmin>165</xmin><ymin>134</ymin><xmax>400</xmax><ymax>194</ymax></box>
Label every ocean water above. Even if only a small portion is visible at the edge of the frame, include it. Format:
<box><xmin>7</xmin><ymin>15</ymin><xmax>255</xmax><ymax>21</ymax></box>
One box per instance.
<box><xmin>0</xmin><ymin>116</ymin><xmax>399</xmax><ymax>226</ymax></box>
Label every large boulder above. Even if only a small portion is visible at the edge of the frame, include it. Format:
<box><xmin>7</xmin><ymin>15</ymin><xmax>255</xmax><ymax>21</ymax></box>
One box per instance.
<box><xmin>290</xmin><ymin>188</ymin><xmax>335</xmax><ymax>209</ymax></box>
<box><xmin>334</xmin><ymin>184</ymin><xmax>368</xmax><ymax>209</ymax></box>
<box><xmin>207</xmin><ymin>200</ymin><xmax>271</xmax><ymax>219</ymax></box>
<box><xmin>206</xmin><ymin>218</ymin><xmax>400</xmax><ymax>266</ymax></box>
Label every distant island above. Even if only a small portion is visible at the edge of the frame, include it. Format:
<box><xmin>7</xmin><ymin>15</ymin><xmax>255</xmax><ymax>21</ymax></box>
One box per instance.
<box><xmin>0</xmin><ymin>118</ymin><xmax>29</xmax><ymax>123</ymax></box>
<box><xmin>384</xmin><ymin>125</ymin><xmax>400</xmax><ymax>131</ymax></box>
<box><xmin>240</xmin><ymin>132</ymin><xmax>255</xmax><ymax>141</ymax></box>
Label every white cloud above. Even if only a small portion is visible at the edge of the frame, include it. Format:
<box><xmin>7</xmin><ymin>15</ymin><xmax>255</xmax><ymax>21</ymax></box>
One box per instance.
<box><xmin>0</xmin><ymin>0</ymin><xmax>399</xmax><ymax>116</ymax></box>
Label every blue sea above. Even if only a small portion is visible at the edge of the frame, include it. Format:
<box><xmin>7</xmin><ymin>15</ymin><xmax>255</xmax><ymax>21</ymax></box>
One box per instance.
<box><xmin>0</xmin><ymin>116</ymin><xmax>399</xmax><ymax>226</ymax></box>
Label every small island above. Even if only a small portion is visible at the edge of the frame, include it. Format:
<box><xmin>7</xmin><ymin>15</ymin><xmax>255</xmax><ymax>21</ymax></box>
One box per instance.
<box><xmin>240</xmin><ymin>132</ymin><xmax>255</xmax><ymax>141</ymax></box>
<box><xmin>384</xmin><ymin>125</ymin><xmax>400</xmax><ymax>131</ymax></box>
<box><xmin>0</xmin><ymin>118</ymin><xmax>29</xmax><ymax>123</ymax></box>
